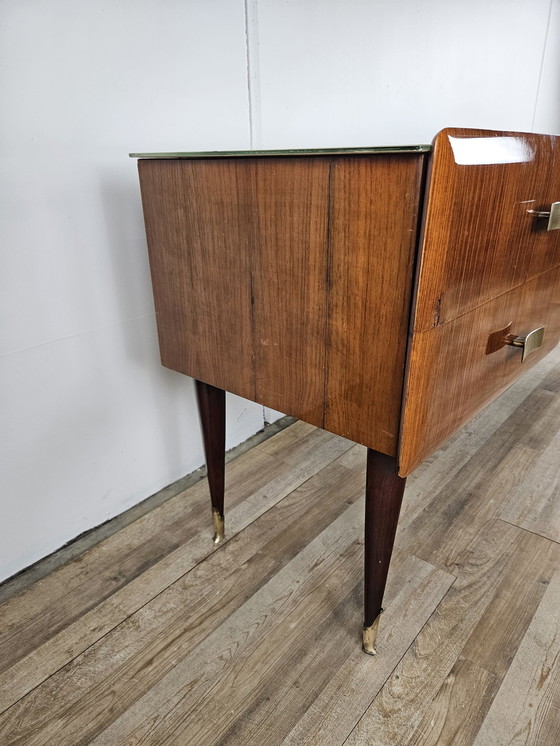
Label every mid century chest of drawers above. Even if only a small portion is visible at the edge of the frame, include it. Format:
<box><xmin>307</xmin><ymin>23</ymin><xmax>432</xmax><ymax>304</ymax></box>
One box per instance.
<box><xmin>132</xmin><ymin>128</ymin><xmax>560</xmax><ymax>654</ymax></box>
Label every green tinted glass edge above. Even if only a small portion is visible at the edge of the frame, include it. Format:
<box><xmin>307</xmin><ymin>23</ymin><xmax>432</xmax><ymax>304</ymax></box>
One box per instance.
<box><xmin>129</xmin><ymin>144</ymin><xmax>431</xmax><ymax>159</ymax></box>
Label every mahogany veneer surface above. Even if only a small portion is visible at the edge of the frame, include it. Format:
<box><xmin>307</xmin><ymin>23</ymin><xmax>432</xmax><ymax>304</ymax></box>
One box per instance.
<box><xmin>400</xmin><ymin>128</ymin><xmax>560</xmax><ymax>474</ymax></box>
<box><xmin>139</xmin><ymin>154</ymin><xmax>425</xmax><ymax>456</ymax></box>
<box><xmin>412</xmin><ymin>128</ymin><xmax>560</xmax><ymax>331</ymax></box>
<box><xmin>136</xmin><ymin>128</ymin><xmax>560</xmax><ymax>476</ymax></box>
<box><xmin>400</xmin><ymin>265</ymin><xmax>560</xmax><ymax>474</ymax></box>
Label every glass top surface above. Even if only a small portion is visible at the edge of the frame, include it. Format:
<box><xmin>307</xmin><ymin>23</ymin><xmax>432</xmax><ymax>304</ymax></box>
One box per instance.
<box><xmin>129</xmin><ymin>144</ymin><xmax>431</xmax><ymax>159</ymax></box>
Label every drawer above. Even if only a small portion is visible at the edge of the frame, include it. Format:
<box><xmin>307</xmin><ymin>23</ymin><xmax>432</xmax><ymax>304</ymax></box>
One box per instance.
<box><xmin>399</xmin><ymin>265</ymin><xmax>560</xmax><ymax>475</ymax></box>
<box><xmin>413</xmin><ymin>128</ymin><xmax>560</xmax><ymax>332</ymax></box>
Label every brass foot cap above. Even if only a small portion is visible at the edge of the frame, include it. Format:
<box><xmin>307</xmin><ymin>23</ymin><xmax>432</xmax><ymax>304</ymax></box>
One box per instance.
<box><xmin>212</xmin><ymin>509</ymin><xmax>225</xmax><ymax>544</ymax></box>
<box><xmin>362</xmin><ymin>614</ymin><xmax>382</xmax><ymax>656</ymax></box>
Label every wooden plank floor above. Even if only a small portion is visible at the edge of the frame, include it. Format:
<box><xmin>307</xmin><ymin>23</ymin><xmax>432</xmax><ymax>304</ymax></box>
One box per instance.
<box><xmin>1</xmin><ymin>346</ymin><xmax>560</xmax><ymax>745</ymax></box>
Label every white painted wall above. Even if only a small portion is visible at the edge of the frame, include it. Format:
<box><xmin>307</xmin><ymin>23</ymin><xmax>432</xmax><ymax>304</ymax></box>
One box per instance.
<box><xmin>1</xmin><ymin>0</ymin><xmax>558</xmax><ymax>583</ymax></box>
<box><xmin>0</xmin><ymin>0</ymin><xmax>263</xmax><ymax>583</ymax></box>
<box><xmin>250</xmin><ymin>0</ymin><xmax>559</xmax><ymax>148</ymax></box>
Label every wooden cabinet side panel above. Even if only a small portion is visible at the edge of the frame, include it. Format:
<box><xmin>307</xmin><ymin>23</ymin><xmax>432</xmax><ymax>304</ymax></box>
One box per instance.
<box><xmin>324</xmin><ymin>155</ymin><xmax>425</xmax><ymax>455</ymax></box>
<box><xmin>139</xmin><ymin>159</ymin><xmax>255</xmax><ymax>398</ymax></box>
<box><xmin>138</xmin><ymin>157</ymin><xmax>331</xmax><ymax>426</ymax></box>
<box><xmin>140</xmin><ymin>154</ymin><xmax>426</xmax><ymax>455</ymax></box>
<box><xmin>249</xmin><ymin>158</ymin><xmax>331</xmax><ymax>423</ymax></box>
<box><xmin>399</xmin><ymin>266</ymin><xmax>560</xmax><ymax>475</ymax></box>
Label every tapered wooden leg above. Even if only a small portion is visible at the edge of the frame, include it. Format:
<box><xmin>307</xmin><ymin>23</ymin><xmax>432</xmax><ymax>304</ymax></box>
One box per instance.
<box><xmin>363</xmin><ymin>449</ymin><xmax>407</xmax><ymax>655</ymax></box>
<box><xmin>195</xmin><ymin>380</ymin><xmax>226</xmax><ymax>544</ymax></box>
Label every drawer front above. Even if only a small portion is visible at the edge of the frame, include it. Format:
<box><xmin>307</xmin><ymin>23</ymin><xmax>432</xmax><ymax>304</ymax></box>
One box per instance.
<box><xmin>399</xmin><ymin>266</ymin><xmax>560</xmax><ymax>476</ymax></box>
<box><xmin>413</xmin><ymin>128</ymin><xmax>560</xmax><ymax>332</ymax></box>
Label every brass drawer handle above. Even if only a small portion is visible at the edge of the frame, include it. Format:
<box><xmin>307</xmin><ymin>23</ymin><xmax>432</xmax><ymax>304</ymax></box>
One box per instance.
<box><xmin>527</xmin><ymin>202</ymin><xmax>560</xmax><ymax>231</ymax></box>
<box><xmin>504</xmin><ymin>326</ymin><xmax>545</xmax><ymax>361</ymax></box>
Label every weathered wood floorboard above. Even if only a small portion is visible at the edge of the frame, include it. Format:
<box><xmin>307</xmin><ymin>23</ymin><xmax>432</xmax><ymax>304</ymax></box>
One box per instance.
<box><xmin>472</xmin><ymin>568</ymin><xmax>560</xmax><ymax>746</ymax></box>
<box><xmin>0</xmin><ymin>423</ymin><xmax>351</xmax><ymax>714</ymax></box>
<box><xmin>0</xmin><ymin>347</ymin><xmax>559</xmax><ymax>744</ymax></box>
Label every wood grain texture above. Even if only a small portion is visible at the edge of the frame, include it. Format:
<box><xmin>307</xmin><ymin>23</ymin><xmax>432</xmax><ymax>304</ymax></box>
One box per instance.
<box><xmin>412</xmin><ymin>128</ymin><xmax>560</xmax><ymax>332</ymax></box>
<box><xmin>324</xmin><ymin>155</ymin><xmax>425</xmax><ymax>453</ymax></box>
<box><xmin>281</xmin><ymin>550</ymin><xmax>454</xmax><ymax>746</ymax></box>
<box><xmin>249</xmin><ymin>158</ymin><xmax>330</xmax><ymax>422</ymax></box>
<box><xmin>139</xmin><ymin>137</ymin><xmax>560</xmax><ymax>473</ymax></box>
<box><xmin>0</xmin><ymin>423</ymin><xmax>352</xmax><ymax>714</ymax></box>
<box><xmin>400</xmin><ymin>388</ymin><xmax>560</xmax><ymax>571</ymax></box>
<box><xmin>499</xmin><ymin>422</ymin><xmax>560</xmax><ymax>543</ymax></box>
<box><xmin>139</xmin><ymin>158</ymin><xmax>254</xmax><ymax>396</ymax></box>
<box><xmin>139</xmin><ymin>153</ymin><xmax>426</xmax><ymax>454</ymax></box>
<box><xmin>194</xmin><ymin>379</ymin><xmax>225</xmax><ymax>519</ymax></box>
<box><xmin>405</xmin><ymin>656</ymin><xmax>499</xmax><ymax>746</ymax></box>
<box><xmin>139</xmin><ymin>156</ymin><xmax>330</xmax><ymax>426</ymax></box>
<box><xmin>460</xmin><ymin>526</ymin><xmax>560</xmax><ymax>680</ymax></box>
<box><xmin>1</xmin><ymin>347</ymin><xmax>560</xmax><ymax>744</ymax></box>
<box><xmin>473</xmin><ymin>568</ymin><xmax>560</xmax><ymax>746</ymax></box>
<box><xmin>92</xmin><ymin>501</ymin><xmax>368</xmax><ymax>746</ymax></box>
<box><xmin>90</xmin><ymin>523</ymin><xmax>452</xmax><ymax>746</ymax></box>
<box><xmin>400</xmin><ymin>265</ymin><xmax>560</xmax><ymax>474</ymax></box>
<box><xmin>0</xmin><ymin>446</ymin><xmax>359</xmax><ymax>744</ymax></box>
<box><xmin>345</xmin><ymin>520</ymin><xmax>540</xmax><ymax>746</ymax></box>
<box><xmin>364</xmin><ymin>450</ymin><xmax>406</xmax><ymax>626</ymax></box>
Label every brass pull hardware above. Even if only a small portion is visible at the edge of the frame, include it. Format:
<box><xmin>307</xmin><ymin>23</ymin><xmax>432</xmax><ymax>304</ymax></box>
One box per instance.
<box><xmin>504</xmin><ymin>326</ymin><xmax>545</xmax><ymax>361</ymax></box>
<box><xmin>527</xmin><ymin>202</ymin><xmax>560</xmax><ymax>231</ymax></box>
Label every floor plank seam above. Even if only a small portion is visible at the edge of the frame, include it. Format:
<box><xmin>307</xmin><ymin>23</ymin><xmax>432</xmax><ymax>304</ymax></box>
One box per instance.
<box><xmin>0</xmin><ymin>540</ymin><xmax>242</xmax><ymax>715</ymax></box>
<box><xmin>0</xmin><ymin>525</ymin><xmax>232</xmax><ymax>716</ymax></box>
<box><xmin>0</xmin><ymin>417</ymin><xmax>300</xmax><ymax>605</ymax></box>
<box><xmin>459</xmin><ymin>653</ymin><xmax>498</xmax><ymax>681</ymax></box>
<box><xmin>392</xmin><ymin>543</ymin><xmax>461</xmax><ymax>583</ymax></box>
<box><xmin>339</xmin><ymin>668</ymin><xmax>394</xmax><ymax>746</ymax></box>
<box><xmin>338</xmin><ymin>573</ymin><xmax>459</xmax><ymax>746</ymax></box>
<box><xmin>394</xmin><ymin>542</ymin><xmax>461</xmax><ymax>578</ymax></box>
<box><xmin>497</xmin><ymin>517</ymin><xmax>560</xmax><ymax>546</ymax></box>
<box><xmin>0</xmin><ymin>446</ymin><xmax>360</xmax><ymax>718</ymax></box>
<box><xmin>5</xmin><ymin>355</ymin><xmax>560</xmax><ymax>746</ymax></box>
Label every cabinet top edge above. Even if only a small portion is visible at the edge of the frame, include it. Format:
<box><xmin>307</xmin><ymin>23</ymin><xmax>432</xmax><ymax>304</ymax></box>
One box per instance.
<box><xmin>129</xmin><ymin>145</ymin><xmax>431</xmax><ymax>159</ymax></box>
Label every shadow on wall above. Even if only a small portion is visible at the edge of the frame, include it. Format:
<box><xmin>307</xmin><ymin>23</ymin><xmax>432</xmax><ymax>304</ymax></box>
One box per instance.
<box><xmin>99</xmin><ymin>168</ymin><xmax>155</xmax><ymax>362</ymax></box>
<box><xmin>98</xmin><ymin>169</ymin><xmax>200</xmax><ymax>479</ymax></box>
